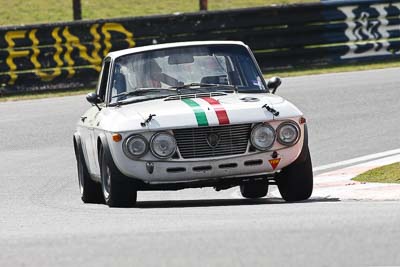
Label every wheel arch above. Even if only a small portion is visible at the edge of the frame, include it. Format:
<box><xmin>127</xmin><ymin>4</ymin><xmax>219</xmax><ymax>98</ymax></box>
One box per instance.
<box><xmin>97</xmin><ymin>134</ymin><xmax>108</xmax><ymax>163</ymax></box>
<box><xmin>293</xmin><ymin>124</ymin><xmax>309</xmax><ymax>164</ymax></box>
<box><xmin>73</xmin><ymin>132</ymin><xmax>82</xmax><ymax>158</ymax></box>
<box><xmin>74</xmin><ymin>132</ymin><xmax>101</xmax><ymax>184</ymax></box>
<box><xmin>97</xmin><ymin>133</ymin><xmax>116</xmax><ymax>167</ymax></box>
<box><xmin>97</xmin><ymin>132</ymin><xmax>127</xmax><ymax>182</ymax></box>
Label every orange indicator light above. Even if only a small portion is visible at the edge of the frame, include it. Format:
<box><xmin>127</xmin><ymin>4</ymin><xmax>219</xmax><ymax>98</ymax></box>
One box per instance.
<box><xmin>299</xmin><ymin>117</ymin><xmax>306</xmax><ymax>124</ymax></box>
<box><xmin>112</xmin><ymin>133</ymin><xmax>122</xmax><ymax>142</ymax></box>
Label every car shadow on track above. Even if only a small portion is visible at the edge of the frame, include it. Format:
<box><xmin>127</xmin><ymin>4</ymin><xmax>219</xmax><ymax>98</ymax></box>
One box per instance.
<box><xmin>134</xmin><ymin>197</ymin><xmax>340</xmax><ymax>209</ymax></box>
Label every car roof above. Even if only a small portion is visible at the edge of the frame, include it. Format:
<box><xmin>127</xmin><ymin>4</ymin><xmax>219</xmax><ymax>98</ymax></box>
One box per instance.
<box><xmin>107</xmin><ymin>40</ymin><xmax>248</xmax><ymax>59</ymax></box>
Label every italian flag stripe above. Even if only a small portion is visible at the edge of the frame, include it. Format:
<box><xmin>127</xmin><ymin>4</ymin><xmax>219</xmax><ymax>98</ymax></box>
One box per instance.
<box><xmin>201</xmin><ymin>97</ymin><xmax>230</xmax><ymax>125</ymax></box>
<box><xmin>181</xmin><ymin>98</ymin><xmax>209</xmax><ymax>126</ymax></box>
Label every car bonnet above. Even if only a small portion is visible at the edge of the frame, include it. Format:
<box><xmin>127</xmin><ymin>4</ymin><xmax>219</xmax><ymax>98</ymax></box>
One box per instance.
<box><xmin>102</xmin><ymin>93</ymin><xmax>302</xmax><ymax>132</ymax></box>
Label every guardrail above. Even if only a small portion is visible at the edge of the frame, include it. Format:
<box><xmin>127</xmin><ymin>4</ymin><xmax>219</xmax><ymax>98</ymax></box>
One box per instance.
<box><xmin>0</xmin><ymin>0</ymin><xmax>399</xmax><ymax>93</ymax></box>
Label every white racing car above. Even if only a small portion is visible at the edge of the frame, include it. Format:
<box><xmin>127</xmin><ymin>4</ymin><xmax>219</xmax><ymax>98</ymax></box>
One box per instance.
<box><xmin>73</xmin><ymin>41</ymin><xmax>313</xmax><ymax>207</ymax></box>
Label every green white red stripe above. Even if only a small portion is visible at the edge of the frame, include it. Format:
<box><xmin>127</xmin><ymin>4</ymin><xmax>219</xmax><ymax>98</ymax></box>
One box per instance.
<box><xmin>181</xmin><ymin>98</ymin><xmax>209</xmax><ymax>126</ymax></box>
<box><xmin>201</xmin><ymin>97</ymin><xmax>230</xmax><ymax>125</ymax></box>
<box><xmin>181</xmin><ymin>97</ymin><xmax>230</xmax><ymax>126</ymax></box>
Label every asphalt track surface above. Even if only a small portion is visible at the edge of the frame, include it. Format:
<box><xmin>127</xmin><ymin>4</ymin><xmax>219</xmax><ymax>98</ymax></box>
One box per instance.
<box><xmin>1</xmin><ymin>68</ymin><xmax>399</xmax><ymax>266</ymax></box>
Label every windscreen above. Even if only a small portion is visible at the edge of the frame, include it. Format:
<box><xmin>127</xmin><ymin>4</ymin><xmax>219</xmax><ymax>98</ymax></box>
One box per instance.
<box><xmin>110</xmin><ymin>45</ymin><xmax>266</xmax><ymax>103</ymax></box>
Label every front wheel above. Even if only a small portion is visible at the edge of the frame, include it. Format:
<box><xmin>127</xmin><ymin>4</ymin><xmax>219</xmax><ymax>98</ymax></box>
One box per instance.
<box><xmin>240</xmin><ymin>180</ymin><xmax>269</xmax><ymax>199</ymax></box>
<box><xmin>100</xmin><ymin>145</ymin><xmax>137</xmax><ymax>207</ymax></box>
<box><xmin>276</xmin><ymin>146</ymin><xmax>313</xmax><ymax>202</ymax></box>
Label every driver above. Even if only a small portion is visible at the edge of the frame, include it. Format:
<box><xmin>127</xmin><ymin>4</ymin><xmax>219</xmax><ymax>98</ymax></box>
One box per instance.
<box><xmin>140</xmin><ymin>59</ymin><xmax>182</xmax><ymax>88</ymax></box>
<box><xmin>142</xmin><ymin>59</ymin><xmax>162</xmax><ymax>88</ymax></box>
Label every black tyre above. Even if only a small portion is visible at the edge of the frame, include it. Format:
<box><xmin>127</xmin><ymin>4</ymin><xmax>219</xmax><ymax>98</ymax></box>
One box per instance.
<box><xmin>276</xmin><ymin>146</ymin><xmax>313</xmax><ymax>202</ymax></box>
<box><xmin>74</xmin><ymin>139</ymin><xmax>104</xmax><ymax>204</ymax></box>
<box><xmin>99</xmin><ymin>145</ymin><xmax>137</xmax><ymax>208</ymax></box>
<box><xmin>240</xmin><ymin>180</ymin><xmax>269</xmax><ymax>199</ymax></box>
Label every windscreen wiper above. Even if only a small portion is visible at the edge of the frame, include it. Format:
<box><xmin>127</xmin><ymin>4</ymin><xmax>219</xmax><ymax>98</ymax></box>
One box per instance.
<box><xmin>112</xmin><ymin>88</ymin><xmax>176</xmax><ymax>99</ymax></box>
<box><xmin>110</xmin><ymin>88</ymin><xmax>177</xmax><ymax>107</ymax></box>
<box><xmin>110</xmin><ymin>95</ymin><xmax>171</xmax><ymax>107</ymax></box>
<box><xmin>169</xmin><ymin>83</ymin><xmax>237</xmax><ymax>92</ymax></box>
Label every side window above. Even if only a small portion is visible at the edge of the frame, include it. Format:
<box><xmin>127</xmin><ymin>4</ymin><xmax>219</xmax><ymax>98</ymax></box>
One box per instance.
<box><xmin>234</xmin><ymin>55</ymin><xmax>263</xmax><ymax>90</ymax></box>
<box><xmin>97</xmin><ymin>60</ymin><xmax>111</xmax><ymax>102</ymax></box>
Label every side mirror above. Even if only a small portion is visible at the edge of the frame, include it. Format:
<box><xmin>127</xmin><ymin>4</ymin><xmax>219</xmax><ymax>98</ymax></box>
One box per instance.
<box><xmin>86</xmin><ymin>92</ymin><xmax>101</xmax><ymax>104</ymax></box>
<box><xmin>86</xmin><ymin>92</ymin><xmax>102</xmax><ymax>110</ymax></box>
<box><xmin>267</xmin><ymin>76</ymin><xmax>282</xmax><ymax>94</ymax></box>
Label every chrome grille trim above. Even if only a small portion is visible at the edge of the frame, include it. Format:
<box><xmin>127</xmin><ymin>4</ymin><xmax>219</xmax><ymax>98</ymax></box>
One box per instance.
<box><xmin>173</xmin><ymin>124</ymin><xmax>252</xmax><ymax>159</ymax></box>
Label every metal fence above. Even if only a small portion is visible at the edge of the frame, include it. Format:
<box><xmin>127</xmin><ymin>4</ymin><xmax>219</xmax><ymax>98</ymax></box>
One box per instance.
<box><xmin>0</xmin><ymin>0</ymin><xmax>399</xmax><ymax>93</ymax></box>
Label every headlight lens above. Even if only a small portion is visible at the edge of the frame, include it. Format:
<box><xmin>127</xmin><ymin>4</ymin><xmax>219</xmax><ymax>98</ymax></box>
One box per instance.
<box><xmin>150</xmin><ymin>132</ymin><xmax>177</xmax><ymax>159</ymax></box>
<box><xmin>123</xmin><ymin>135</ymin><xmax>148</xmax><ymax>159</ymax></box>
<box><xmin>277</xmin><ymin>122</ymin><xmax>300</xmax><ymax>146</ymax></box>
<box><xmin>250</xmin><ymin>123</ymin><xmax>276</xmax><ymax>151</ymax></box>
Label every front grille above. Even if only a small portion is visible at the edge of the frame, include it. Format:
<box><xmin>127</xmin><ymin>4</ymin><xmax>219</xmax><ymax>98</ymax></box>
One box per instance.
<box><xmin>173</xmin><ymin>124</ymin><xmax>252</xmax><ymax>159</ymax></box>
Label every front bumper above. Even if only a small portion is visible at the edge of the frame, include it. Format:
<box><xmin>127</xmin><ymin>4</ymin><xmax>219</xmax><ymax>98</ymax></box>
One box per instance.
<box><xmin>110</xmin><ymin>137</ymin><xmax>303</xmax><ymax>184</ymax></box>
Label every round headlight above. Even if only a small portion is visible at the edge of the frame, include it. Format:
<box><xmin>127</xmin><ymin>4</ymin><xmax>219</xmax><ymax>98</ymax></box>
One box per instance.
<box><xmin>277</xmin><ymin>122</ymin><xmax>300</xmax><ymax>146</ymax></box>
<box><xmin>250</xmin><ymin>123</ymin><xmax>276</xmax><ymax>151</ymax></box>
<box><xmin>123</xmin><ymin>135</ymin><xmax>148</xmax><ymax>159</ymax></box>
<box><xmin>150</xmin><ymin>132</ymin><xmax>177</xmax><ymax>159</ymax></box>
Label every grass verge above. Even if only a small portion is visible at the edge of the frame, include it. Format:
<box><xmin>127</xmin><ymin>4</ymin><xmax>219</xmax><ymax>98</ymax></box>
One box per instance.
<box><xmin>0</xmin><ymin>0</ymin><xmax>316</xmax><ymax>26</ymax></box>
<box><xmin>352</xmin><ymin>162</ymin><xmax>400</xmax><ymax>184</ymax></box>
<box><xmin>1</xmin><ymin>60</ymin><xmax>400</xmax><ymax>102</ymax></box>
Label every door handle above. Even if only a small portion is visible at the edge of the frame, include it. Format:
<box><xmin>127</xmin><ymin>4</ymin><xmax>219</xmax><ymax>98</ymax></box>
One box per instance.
<box><xmin>80</xmin><ymin>116</ymin><xmax>87</xmax><ymax>122</ymax></box>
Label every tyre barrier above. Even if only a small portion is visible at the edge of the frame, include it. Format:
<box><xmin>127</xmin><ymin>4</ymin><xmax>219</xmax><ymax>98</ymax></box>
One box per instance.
<box><xmin>0</xmin><ymin>0</ymin><xmax>399</xmax><ymax>93</ymax></box>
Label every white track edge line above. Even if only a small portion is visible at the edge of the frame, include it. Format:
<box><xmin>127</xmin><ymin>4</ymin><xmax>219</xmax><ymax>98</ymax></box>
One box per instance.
<box><xmin>231</xmin><ymin>148</ymin><xmax>400</xmax><ymax>198</ymax></box>
<box><xmin>313</xmin><ymin>148</ymin><xmax>400</xmax><ymax>172</ymax></box>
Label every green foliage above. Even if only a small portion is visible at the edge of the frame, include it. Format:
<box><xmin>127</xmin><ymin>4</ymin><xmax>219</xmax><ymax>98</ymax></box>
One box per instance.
<box><xmin>0</xmin><ymin>0</ymin><xmax>316</xmax><ymax>26</ymax></box>
<box><xmin>352</xmin><ymin>163</ymin><xmax>400</xmax><ymax>184</ymax></box>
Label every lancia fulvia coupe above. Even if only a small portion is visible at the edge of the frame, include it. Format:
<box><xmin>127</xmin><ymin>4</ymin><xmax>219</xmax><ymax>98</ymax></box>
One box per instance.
<box><xmin>73</xmin><ymin>41</ymin><xmax>313</xmax><ymax>207</ymax></box>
